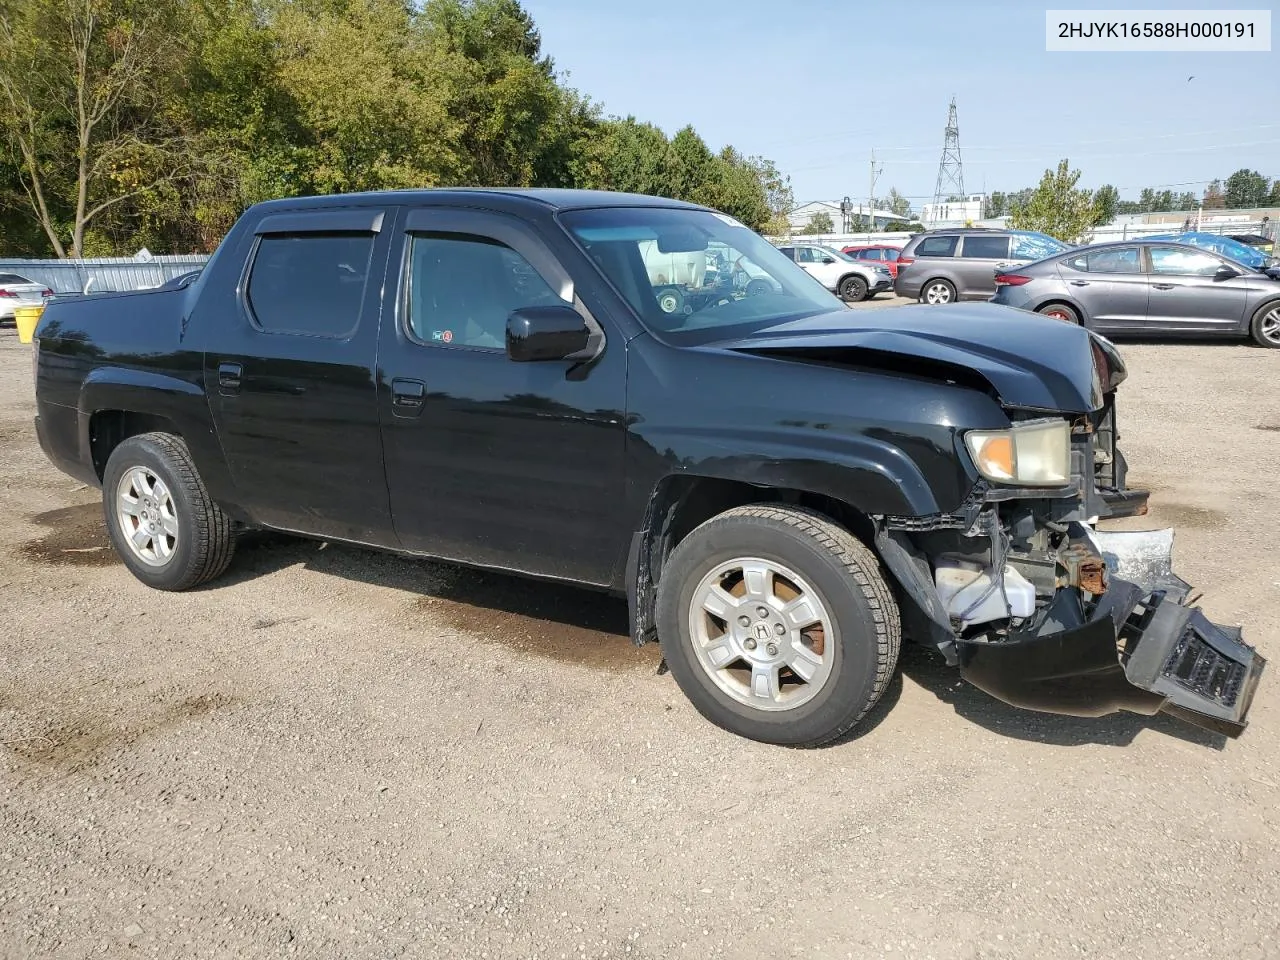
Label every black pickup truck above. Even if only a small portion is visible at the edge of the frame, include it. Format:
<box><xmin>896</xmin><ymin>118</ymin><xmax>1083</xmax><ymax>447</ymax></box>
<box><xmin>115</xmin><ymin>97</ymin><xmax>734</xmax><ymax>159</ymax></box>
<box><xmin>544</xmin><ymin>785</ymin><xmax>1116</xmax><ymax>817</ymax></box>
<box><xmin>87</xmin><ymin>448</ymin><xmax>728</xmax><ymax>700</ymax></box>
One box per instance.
<box><xmin>31</xmin><ymin>188</ymin><xmax>1264</xmax><ymax>746</ymax></box>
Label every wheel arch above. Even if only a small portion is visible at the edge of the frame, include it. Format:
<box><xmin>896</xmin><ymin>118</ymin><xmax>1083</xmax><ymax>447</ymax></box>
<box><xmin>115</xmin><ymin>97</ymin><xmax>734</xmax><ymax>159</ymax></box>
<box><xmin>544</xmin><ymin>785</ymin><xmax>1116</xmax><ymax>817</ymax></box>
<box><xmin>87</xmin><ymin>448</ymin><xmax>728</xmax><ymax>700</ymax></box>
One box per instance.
<box><xmin>77</xmin><ymin>369</ymin><xmax>242</xmax><ymax>516</ymax></box>
<box><xmin>625</xmin><ymin>468</ymin><xmax>918</xmax><ymax>648</ymax></box>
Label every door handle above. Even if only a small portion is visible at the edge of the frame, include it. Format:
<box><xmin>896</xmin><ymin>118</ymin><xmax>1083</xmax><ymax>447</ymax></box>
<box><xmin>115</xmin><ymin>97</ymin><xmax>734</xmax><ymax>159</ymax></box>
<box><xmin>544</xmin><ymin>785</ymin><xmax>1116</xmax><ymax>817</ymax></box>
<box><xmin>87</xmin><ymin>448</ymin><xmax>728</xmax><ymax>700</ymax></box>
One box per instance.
<box><xmin>217</xmin><ymin>362</ymin><xmax>242</xmax><ymax>396</ymax></box>
<box><xmin>1069</xmin><ymin>280</ymin><xmax>1090</xmax><ymax>286</ymax></box>
<box><xmin>391</xmin><ymin>378</ymin><xmax>426</xmax><ymax>418</ymax></box>
<box><xmin>1153</xmin><ymin>283</ymin><xmax>1176</xmax><ymax>290</ymax></box>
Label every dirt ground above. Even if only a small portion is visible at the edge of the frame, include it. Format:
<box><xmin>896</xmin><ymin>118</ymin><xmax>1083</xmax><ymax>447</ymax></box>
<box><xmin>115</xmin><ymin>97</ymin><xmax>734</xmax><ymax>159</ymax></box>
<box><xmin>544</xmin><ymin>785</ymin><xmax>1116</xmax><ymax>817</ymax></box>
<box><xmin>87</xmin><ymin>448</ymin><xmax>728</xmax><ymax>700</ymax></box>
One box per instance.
<box><xmin>2</xmin><ymin>315</ymin><xmax>1278</xmax><ymax>960</ymax></box>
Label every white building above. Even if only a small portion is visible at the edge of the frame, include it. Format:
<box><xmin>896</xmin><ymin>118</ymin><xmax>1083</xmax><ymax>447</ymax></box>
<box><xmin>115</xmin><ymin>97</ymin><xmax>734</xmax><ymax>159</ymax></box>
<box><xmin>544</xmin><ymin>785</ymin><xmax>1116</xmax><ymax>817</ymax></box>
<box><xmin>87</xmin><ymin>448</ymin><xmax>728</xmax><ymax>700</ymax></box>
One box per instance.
<box><xmin>920</xmin><ymin>194</ymin><xmax>985</xmax><ymax>227</ymax></box>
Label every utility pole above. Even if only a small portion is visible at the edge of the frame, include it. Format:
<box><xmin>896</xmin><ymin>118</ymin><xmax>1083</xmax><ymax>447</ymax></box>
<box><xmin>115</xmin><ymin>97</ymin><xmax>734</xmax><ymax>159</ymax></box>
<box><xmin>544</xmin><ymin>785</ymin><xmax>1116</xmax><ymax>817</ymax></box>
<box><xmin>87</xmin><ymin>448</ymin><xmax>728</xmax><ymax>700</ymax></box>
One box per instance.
<box><xmin>868</xmin><ymin>149</ymin><xmax>882</xmax><ymax>235</ymax></box>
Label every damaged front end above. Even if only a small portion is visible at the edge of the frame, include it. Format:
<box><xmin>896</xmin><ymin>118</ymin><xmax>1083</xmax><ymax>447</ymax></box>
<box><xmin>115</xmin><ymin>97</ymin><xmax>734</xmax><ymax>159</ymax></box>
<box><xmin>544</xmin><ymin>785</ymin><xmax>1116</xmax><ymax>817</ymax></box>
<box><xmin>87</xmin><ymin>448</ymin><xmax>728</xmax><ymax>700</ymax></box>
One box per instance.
<box><xmin>875</xmin><ymin>348</ymin><xmax>1264</xmax><ymax>738</ymax></box>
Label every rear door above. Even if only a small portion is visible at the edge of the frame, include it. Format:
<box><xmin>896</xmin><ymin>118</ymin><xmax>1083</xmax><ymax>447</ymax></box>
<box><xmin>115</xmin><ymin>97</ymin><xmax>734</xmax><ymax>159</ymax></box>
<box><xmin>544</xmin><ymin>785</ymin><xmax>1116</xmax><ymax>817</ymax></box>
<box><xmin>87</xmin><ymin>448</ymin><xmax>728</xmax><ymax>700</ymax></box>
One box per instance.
<box><xmin>1058</xmin><ymin>246</ymin><xmax>1148</xmax><ymax>330</ymax></box>
<box><xmin>954</xmin><ymin>234</ymin><xmax>1011</xmax><ymax>299</ymax></box>
<box><xmin>203</xmin><ymin>206</ymin><xmax>398</xmax><ymax>544</ymax></box>
<box><xmin>1144</xmin><ymin>245</ymin><xmax>1250</xmax><ymax>333</ymax></box>
<box><xmin>377</xmin><ymin>206</ymin><xmax>627</xmax><ymax>586</ymax></box>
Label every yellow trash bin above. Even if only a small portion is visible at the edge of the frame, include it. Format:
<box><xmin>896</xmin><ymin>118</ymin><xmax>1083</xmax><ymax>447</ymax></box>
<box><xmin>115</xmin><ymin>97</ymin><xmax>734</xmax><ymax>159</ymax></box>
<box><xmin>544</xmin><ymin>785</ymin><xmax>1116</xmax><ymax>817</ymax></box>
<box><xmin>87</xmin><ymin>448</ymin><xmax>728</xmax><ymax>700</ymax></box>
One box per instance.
<box><xmin>13</xmin><ymin>303</ymin><xmax>44</xmax><ymax>344</ymax></box>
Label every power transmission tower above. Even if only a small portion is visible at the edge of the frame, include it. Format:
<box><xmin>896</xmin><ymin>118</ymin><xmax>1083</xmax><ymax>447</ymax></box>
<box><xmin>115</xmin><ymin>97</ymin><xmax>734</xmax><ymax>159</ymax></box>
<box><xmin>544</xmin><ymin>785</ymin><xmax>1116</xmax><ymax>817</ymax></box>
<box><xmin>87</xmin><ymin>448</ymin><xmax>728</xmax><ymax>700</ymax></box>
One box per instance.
<box><xmin>931</xmin><ymin>97</ymin><xmax>965</xmax><ymax>220</ymax></box>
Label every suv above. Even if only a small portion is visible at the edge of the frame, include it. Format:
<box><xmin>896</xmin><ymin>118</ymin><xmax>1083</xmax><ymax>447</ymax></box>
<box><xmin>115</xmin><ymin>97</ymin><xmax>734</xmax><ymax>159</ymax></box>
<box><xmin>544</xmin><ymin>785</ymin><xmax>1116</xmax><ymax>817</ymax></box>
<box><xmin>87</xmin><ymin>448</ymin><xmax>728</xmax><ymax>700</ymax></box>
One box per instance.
<box><xmin>895</xmin><ymin>229</ymin><xmax>1070</xmax><ymax>304</ymax></box>
<box><xmin>30</xmin><ymin>189</ymin><xmax>1262</xmax><ymax>746</ymax></box>
<box><xmin>775</xmin><ymin>243</ymin><xmax>892</xmax><ymax>301</ymax></box>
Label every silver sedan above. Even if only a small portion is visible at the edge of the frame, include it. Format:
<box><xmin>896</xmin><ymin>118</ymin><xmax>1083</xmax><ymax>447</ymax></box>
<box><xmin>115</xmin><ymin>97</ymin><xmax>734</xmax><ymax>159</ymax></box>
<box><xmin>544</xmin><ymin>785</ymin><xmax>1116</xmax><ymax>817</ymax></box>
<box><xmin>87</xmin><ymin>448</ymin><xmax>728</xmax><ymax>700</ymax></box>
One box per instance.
<box><xmin>990</xmin><ymin>240</ymin><xmax>1280</xmax><ymax>348</ymax></box>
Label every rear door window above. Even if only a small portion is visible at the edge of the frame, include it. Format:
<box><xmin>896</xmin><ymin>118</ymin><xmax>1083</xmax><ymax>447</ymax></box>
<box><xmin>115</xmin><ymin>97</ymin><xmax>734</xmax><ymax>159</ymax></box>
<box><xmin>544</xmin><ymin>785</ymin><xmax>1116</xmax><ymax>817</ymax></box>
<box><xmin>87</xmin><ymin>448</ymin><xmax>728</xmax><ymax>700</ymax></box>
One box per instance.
<box><xmin>247</xmin><ymin>233</ymin><xmax>375</xmax><ymax>337</ymax></box>
<box><xmin>959</xmin><ymin>235</ymin><xmax>1011</xmax><ymax>259</ymax></box>
<box><xmin>915</xmin><ymin>235</ymin><xmax>958</xmax><ymax>258</ymax></box>
<box><xmin>1087</xmin><ymin>247</ymin><xmax>1142</xmax><ymax>274</ymax></box>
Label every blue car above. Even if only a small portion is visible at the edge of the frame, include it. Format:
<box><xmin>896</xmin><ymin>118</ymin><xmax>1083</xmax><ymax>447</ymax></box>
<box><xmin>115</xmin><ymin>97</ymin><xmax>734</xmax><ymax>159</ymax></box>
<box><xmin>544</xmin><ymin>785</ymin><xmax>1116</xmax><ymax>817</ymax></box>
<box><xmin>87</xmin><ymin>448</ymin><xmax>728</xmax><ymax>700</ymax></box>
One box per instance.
<box><xmin>1142</xmin><ymin>232</ymin><xmax>1273</xmax><ymax>269</ymax></box>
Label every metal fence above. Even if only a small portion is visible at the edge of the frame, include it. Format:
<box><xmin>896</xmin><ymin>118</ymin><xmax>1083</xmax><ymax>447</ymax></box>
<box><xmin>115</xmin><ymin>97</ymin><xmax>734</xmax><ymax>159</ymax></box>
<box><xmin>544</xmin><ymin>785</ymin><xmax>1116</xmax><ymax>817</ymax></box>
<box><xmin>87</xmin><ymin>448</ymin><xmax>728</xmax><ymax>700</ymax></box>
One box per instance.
<box><xmin>0</xmin><ymin>256</ymin><xmax>210</xmax><ymax>295</ymax></box>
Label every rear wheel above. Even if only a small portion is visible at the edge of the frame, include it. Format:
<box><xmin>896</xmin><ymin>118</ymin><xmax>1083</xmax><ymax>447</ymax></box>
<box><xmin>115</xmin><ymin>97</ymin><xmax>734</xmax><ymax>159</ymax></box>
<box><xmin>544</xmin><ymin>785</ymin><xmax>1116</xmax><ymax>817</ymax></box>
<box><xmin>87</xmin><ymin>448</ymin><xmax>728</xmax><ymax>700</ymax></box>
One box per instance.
<box><xmin>656</xmin><ymin>505</ymin><xmax>901</xmax><ymax>747</ymax></box>
<box><xmin>920</xmin><ymin>279</ymin><xmax>955</xmax><ymax>304</ymax></box>
<box><xmin>838</xmin><ymin>275</ymin><xmax>869</xmax><ymax>302</ymax></box>
<box><xmin>102</xmin><ymin>432</ymin><xmax>235</xmax><ymax>591</ymax></box>
<box><xmin>1037</xmin><ymin>303</ymin><xmax>1081</xmax><ymax>325</ymax></box>
<box><xmin>1250</xmin><ymin>301</ymin><xmax>1280</xmax><ymax>348</ymax></box>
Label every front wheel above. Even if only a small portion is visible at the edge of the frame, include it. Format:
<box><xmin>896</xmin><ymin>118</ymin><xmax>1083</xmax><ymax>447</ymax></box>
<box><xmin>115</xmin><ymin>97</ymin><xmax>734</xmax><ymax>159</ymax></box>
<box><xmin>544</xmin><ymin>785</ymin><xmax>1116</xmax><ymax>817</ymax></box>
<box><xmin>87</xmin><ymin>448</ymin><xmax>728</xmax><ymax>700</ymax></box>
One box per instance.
<box><xmin>1250</xmin><ymin>301</ymin><xmax>1280</xmax><ymax>348</ymax></box>
<box><xmin>656</xmin><ymin>505</ymin><xmax>901</xmax><ymax>747</ymax></box>
<box><xmin>838</xmin><ymin>275</ymin><xmax>869</xmax><ymax>302</ymax></box>
<box><xmin>920</xmin><ymin>279</ymin><xmax>955</xmax><ymax>304</ymax></box>
<box><xmin>102</xmin><ymin>432</ymin><xmax>236</xmax><ymax>591</ymax></box>
<box><xmin>655</xmin><ymin>286</ymin><xmax>685</xmax><ymax>315</ymax></box>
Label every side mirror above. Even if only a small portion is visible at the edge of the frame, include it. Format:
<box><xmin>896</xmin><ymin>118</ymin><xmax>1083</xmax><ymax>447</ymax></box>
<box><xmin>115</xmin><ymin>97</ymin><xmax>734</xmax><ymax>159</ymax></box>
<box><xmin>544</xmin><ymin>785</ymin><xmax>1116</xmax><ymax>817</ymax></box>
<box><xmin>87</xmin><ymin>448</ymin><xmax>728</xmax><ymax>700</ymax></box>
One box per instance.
<box><xmin>1213</xmin><ymin>265</ymin><xmax>1239</xmax><ymax>281</ymax></box>
<box><xmin>506</xmin><ymin>305</ymin><xmax>590</xmax><ymax>362</ymax></box>
<box><xmin>821</xmin><ymin>256</ymin><xmax>836</xmax><ymax>264</ymax></box>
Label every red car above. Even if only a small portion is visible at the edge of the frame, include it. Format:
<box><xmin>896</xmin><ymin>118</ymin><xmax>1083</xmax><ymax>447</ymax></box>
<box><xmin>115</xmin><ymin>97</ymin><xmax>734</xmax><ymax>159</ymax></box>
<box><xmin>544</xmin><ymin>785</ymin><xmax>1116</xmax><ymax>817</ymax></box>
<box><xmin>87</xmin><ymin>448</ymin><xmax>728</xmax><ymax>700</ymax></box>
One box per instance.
<box><xmin>840</xmin><ymin>245</ymin><xmax>905</xmax><ymax>278</ymax></box>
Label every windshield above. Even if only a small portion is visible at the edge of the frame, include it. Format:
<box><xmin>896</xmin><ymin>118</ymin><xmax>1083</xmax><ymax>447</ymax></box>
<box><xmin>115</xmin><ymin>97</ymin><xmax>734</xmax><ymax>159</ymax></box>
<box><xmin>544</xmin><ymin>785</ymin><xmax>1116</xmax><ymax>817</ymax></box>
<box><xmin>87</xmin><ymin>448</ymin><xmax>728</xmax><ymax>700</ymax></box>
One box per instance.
<box><xmin>1012</xmin><ymin>231</ymin><xmax>1071</xmax><ymax>261</ymax></box>
<box><xmin>560</xmin><ymin>207</ymin><xmax>844</xmax><ymax>343</ymax></box>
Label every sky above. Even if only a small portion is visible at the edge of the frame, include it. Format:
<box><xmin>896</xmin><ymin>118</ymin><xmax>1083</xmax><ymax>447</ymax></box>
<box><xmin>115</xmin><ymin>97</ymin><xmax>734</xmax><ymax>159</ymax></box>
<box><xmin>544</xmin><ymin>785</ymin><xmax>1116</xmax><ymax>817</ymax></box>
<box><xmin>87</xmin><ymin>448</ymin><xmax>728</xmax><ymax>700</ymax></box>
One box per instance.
<box><xmin>521</xmin><ymin>0</ymin><xmax>1279</xmax><ymax>210</ymax></box>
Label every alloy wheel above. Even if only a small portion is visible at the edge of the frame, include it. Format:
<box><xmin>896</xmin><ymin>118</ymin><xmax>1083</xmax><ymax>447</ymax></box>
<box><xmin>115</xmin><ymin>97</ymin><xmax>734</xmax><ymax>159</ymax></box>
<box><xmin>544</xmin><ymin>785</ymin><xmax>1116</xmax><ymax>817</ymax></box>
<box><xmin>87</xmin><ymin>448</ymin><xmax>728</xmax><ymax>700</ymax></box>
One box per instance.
<box><xmin>687</xmin><ymin>557</ymin><xmax>835</xmax><ymax>712</ymax></box>
<box><xmin>116</xmin><ymin>466</ymin><xmax>179</xmax><ymax>567</ymax></box>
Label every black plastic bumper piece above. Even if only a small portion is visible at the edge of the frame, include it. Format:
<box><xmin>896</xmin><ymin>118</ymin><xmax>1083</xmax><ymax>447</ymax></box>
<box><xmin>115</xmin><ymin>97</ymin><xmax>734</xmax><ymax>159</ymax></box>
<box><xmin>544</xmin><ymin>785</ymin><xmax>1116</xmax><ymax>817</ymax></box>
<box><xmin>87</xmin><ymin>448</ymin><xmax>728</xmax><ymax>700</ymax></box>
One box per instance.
<box><xmin>1098</xmin><ymin>485</ymin><xmax>1149</xmax><ymax>519</ymax></box>
<box><xmin>957</xmin><ymin>582</ymin><xmax>1265</xmax><ymax>738</ymax></box>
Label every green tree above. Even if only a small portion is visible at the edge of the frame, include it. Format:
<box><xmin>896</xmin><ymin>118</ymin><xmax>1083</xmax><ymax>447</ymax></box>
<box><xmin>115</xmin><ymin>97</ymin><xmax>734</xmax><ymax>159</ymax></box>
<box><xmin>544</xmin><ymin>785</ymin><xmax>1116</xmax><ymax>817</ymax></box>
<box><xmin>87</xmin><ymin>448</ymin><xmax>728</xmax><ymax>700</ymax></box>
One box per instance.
<box><xmin>1224</xmin><ymin>168</ymin><xmax>1269</xmax><ymax>208</ymax></box>
<box><xmin>1175</xmin><ymin>191</ymin><xmax>1198</xmax><ymax>209</ymax></box>
<box><xmin>0</xmin><ymin>0</ymin><xmax>198</xmax><ymax>257</ymax></box>
<box><xmin>1008</xmin><ymin>159</ymin><xmax>1098</xmax><ymax>243</ymax></box>
<box><xmin>1092</xmin><ymin>184</ymin><xmax>1119</xmax><ymax>225</ymax></box>
<box><xmin>984</xmin><ymin>191</ymin><xmax>1008</xmax><ymax>218</ymax></box>
<box><xmin>1269</xmin><ymin>180</ymin><xmax>1280</xmax><ymax>207</ymax></box>
<box><xmin>879</xmin><ymin>187</ymin><xmax>910</xmax><ymax>218</ymax></box>
<box><xmin>799</xmin><ymin>211</ymin><xmax>834</xmax><ymax>235</ymax></box>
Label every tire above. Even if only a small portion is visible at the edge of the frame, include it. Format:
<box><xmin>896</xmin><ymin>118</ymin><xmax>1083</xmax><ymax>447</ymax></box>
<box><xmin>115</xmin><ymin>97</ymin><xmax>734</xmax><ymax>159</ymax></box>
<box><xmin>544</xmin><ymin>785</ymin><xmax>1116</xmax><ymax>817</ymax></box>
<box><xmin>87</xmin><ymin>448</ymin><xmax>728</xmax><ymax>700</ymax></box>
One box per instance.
<box><xmin>838</xmin><ymin>275</ymin><xmax>869</xmax><ymax>302</ymax></box>
<box><xmin>1249</xmin><ymin>301</ymin><xmax>1280</xmax><ymax>348</ymax></box>
<box><xmin>745</xmin><ymin>279</ymin><xmax>773</xmax><ymax>297</ymax></box>
<box><xmin>102</xmin><ymin>432</ymin><xmax>236</xmax><ymax>591</ymax></box>
<box><xmin>919</xmin><ymin>279</ymin><xmax>955</xmax><ymax>305</ymax></box>
<box><xmin>656</xmin><ymin>287</ymin><xmax>685</xmax><ymax>315</ymax></box>
<box><xmin>1037</xmin><ymin>303</ymin><xmax>1081</xmax><ymax>325</ymax></box>
<box><xmin>656</xmin><ymin>504</ymin><xmax>901</xmax><ymax>747</ymax></box>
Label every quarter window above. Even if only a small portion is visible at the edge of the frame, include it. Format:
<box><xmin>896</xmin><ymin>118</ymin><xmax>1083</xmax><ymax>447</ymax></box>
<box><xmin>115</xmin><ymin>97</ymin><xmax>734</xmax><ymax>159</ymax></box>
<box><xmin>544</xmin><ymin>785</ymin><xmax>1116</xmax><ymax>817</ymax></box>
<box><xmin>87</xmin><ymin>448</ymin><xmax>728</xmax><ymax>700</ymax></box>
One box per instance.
<box><xmin>407</xmin><ymin>233</ymin><xmax>567</xmax><ymax>350</ymax></box>
<box><xmin>959</xmin><ymin>235</ymin><xmax>1010</xmax><ymax>259</ymax></box>
<box><xmin>246</xmin><ymin>233</ymin><xmax>374</xmax><ymax>337</ymax></box>
<box><xmin>915</xmin><ymin>235</ymin><xmax>958</xmax><ymax>258</ymax></box>
<box><xmin>1148</xmin><ymin>246</ymin><xmax>1223</xmax><ymax>278</ymax></box>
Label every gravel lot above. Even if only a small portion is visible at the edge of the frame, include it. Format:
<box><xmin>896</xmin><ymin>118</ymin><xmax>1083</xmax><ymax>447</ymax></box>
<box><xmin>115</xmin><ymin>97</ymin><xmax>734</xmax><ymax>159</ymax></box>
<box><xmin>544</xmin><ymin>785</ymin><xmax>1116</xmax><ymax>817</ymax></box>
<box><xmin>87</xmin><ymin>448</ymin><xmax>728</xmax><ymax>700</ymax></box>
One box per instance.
<box><xmin>2</xmin><ymin>311</ymin><xmax>1278</xmax><ymax>960</ymax></box>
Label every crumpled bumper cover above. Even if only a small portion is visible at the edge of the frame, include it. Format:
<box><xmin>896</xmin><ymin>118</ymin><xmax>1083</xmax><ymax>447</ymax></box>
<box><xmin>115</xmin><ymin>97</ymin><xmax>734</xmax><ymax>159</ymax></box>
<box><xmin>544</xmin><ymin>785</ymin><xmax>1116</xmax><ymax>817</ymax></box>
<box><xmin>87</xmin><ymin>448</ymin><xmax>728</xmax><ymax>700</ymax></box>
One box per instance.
<box><xmin>957</xmin><ymin>529</ymin><xmax>1265</xmax><ymax>738</ymax></box>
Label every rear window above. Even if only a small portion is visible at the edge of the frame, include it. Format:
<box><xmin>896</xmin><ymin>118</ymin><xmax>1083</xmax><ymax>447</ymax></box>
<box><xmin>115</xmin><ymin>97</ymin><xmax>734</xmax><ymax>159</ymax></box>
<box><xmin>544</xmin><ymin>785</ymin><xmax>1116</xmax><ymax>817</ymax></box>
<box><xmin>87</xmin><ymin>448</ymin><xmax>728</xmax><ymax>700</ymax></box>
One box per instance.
<box><xmin>915</xmin><ymin>235</ymin><xmax>958</xmax><ymax>258</ymax></box>
<box><xmin>882</xmin><ymin>249</ymin><xmax>901</xmax><ymax>262</ymax></box>
<box><xmin>1011</xmin><ymin>233</ymin><xmax>1070</xmax><ymax>260</ymax></box>
<box><xmin>959</xmin><ymin>235</ymin><xmax>1010</xmax><ymax>259</ymax></box>
<box><xmin>0</xmin><ymin>273</ymin><xmax>33</xmax><ymax>284</ymax></box>
<box><xmin>246</xmin><ymin>233</ymin><xmax>374</xmax><ymax>337</ymax></box>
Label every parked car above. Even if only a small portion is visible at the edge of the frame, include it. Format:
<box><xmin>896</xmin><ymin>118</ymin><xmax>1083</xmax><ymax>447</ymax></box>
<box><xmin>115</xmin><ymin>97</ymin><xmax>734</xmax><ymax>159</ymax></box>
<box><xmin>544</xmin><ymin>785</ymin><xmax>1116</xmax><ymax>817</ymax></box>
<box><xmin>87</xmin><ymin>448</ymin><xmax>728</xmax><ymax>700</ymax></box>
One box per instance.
<box><xmin>990</xmin><ymin>240</ymin><xmax>1280</xmax><ymax>347</ymax></box>
<box><xmin>1142</xmin><ymin>232</ymin><xmax>1274</xmax><ymax>270</ymax></box>
<box><xmin>31</xmin><ymin>189</ymin><xmax>1263</xmax><ymax>745</ymax></box>
<box><xmin>0</xmin><ymin>272</ymin><xmax>54</xmax><ymax>324</ymax></box>
<box><xmin>1227</xmin><ymin>233</ymin><xmax>1275</xmax><ymax>255</ymax></box>
<box><xmin>774</xmin><ymin>243</ymin><xmax>892</xmax><ymax>301</ymax></box>
<box><xmin>841</xmin><ymin>244</ymin><xmax>904</xmax><ymax>278</ymax></box>
<box><xmin>894</xmin><ymin>229</ymin><xmax>1072</xmax><ymax>304</ymax></box>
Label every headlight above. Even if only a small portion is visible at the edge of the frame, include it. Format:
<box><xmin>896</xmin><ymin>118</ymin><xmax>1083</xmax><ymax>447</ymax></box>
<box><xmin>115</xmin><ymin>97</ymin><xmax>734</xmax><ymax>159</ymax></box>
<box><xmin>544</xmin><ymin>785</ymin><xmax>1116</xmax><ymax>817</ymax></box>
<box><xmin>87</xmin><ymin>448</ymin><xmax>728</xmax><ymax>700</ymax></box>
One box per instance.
<box><xmin>964</xmin><ymin>419</ymin><xmax>1071</xmax><ymax>486</ymax></box>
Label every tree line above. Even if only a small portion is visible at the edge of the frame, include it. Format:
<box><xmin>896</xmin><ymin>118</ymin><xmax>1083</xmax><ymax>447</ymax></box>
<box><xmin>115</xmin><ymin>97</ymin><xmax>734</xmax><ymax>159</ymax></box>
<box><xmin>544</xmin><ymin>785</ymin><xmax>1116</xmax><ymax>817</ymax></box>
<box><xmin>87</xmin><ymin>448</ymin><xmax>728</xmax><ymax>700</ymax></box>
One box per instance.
<box><xmin>986</xmin><ymin>166</ymin><xmax>1279</xmax><ymax>221</ymax></box>
<box><xmin>0</xmin><ymin>0</ymin><xmax>793</xmax><ymax>259</ymax></box>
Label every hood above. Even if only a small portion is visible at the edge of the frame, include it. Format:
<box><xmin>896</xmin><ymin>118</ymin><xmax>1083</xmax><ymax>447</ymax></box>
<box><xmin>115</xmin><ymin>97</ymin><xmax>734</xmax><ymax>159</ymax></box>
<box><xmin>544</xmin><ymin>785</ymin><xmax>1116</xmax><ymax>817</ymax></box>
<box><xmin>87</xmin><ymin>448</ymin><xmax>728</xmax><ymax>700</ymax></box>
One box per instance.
<box><xmin>705</xmin><ymin>302</ymin><xmax>1124</xmax><ymax>413</ymax></box>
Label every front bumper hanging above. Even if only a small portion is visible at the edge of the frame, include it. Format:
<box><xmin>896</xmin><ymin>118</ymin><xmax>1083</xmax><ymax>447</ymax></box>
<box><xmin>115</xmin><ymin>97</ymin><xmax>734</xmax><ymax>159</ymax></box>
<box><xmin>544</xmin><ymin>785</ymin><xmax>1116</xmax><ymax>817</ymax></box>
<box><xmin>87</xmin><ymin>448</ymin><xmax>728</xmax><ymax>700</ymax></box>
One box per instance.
<box><xmin>956</xmin><ymin>529</ymin><xmax>1265</xmax><ymax>738</ymax></box>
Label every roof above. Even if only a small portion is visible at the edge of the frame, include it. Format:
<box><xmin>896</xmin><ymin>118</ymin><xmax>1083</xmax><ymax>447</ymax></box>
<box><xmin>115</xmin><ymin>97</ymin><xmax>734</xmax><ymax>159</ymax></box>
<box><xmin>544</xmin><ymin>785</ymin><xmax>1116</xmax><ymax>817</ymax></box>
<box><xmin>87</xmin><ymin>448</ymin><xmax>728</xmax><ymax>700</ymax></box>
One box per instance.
<box><xmin>249</xmin><ymin>187</ymin><xmax>705</xmax><ymax>215</ymax></box>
